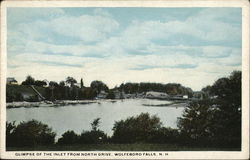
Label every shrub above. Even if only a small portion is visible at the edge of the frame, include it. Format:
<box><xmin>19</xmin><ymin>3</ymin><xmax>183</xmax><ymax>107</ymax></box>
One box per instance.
<box><xmin>79</xmin><ymin>130</ymin><xmax>108</xmax><ymax>144</ymax></box>
<box><xmin>26</xmin><ymin>95</ymin><xmax>40</xmax><ymax>102</ymax></box>
<box><xmin>7</xmin><ymin>120</ymin><xmax>56</xmax><ymax>147</ymax></box>
<box><xmin>106</xmin><ymin>91</ymin><xmax>115</xmax><ymax>99</ymax></box>
<box><xmin>57</xmin><ymin>130</ymin><xmax>79</xmax><ymax>145</ymax></box>
<box><xmin>79</xmin><ymin>118</ymin><xmax>108</xmax><ymax>144</ymax></box>
<box><xmin>177</xmin><ymin>100</ymin><xmax>215</xmax><ymax>146</ymax></box>
<box><xmin>21</xmin><ymin>75</ymin><xmax>35</xmax><ymax>85</ymax></box>
<box><xmin>177</xmin><ymin>71</ymin><xmax>242</xmax><ymax>148</ymax></box>
<box><xmin>6</xmin><ymin>89</ymin><xmax>23</xmax><ymax>102</ymax></box>
<box><xmin>111</xmin><ymin>113</ymin><xmax>162</xmax><ymax>143</ymax></box>
<box><xmin>6</xmin><ymin>121</ymin><xmax>16</xmax><ymax>147</ymax></box>
<box><xmin>148</xmin><ymin>127</ymin><xmax>180</xmax><ymax>144</ymax></box>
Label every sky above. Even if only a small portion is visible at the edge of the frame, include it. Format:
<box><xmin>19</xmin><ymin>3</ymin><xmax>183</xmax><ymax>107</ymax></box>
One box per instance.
<box><xmin>7</xmin><ymin>7</ymin><xmax>242</xmax><ymax>91</ymax></box>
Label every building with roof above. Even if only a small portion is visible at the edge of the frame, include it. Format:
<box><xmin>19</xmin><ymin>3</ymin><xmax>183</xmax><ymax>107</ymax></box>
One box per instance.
<box><xmin>7</xmin><ymin>77</ymin><xmax>18</xmax><ymax>85</ymax></box>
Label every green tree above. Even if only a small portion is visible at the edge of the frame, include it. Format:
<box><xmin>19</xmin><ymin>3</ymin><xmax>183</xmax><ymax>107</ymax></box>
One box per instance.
<box><xmin>59</xmin><ymin>81</ymin><xmax>65</xmax><ymax>87</ymax></box>
<box><xmin>112</xmin><ymin>113</ymin><xmax>162</xmax><ymax>143</ymax></box>
<box><xmin>177</xmin><ymin>100</ymin><xmax>215</xmax><ymax>145</ymax></box>
<box><xmin>7</xmin><ymin>120</ymin><xmax>56</xmax><ymax>147</ymax></box>
<box><xmin>209</xmin><ymin>71</ymin><xmax>241</xmax><ymax>146</ymax></box>
<box><xmin>106</xmin><ymin>90</ymin><xmax>115</xmax><ymax>99</ymax></box>
<box><xmin>82</xmin><ymin>88</ymin><xmax>97</xmax><ymax>99</ymax></box>
<box><xmin>57</xmin><ymin>130</ymin><xmax>79</xmax><ymax>145</ymax></box>
<box><xmin>34</xmin><ymin>80</ymin><xmax>47</xmax><ymax>87</ymax></box>
<box><xmin>66</xmin><ymin>77</ymin><xmax>77</xmax><ymax>87</ymax></box>
<box><xmin>90</xmin><ymin>80</ymin><xmax>109</xmax><ymax>94</ymax></box>
<box><xmin>49</xmin><ymin>81</ymin><xmax>58</xmax><ymax>87</ymax></box>
<box><xmin>79</xmin><ymin>118</ymin><xmax>108</xmax><ymax>144</ymax></box>
<box><xmin>80</xmin><ymin>78</ymin><xmax>84</xmax><ymax>88</ymax></box>
<box><xmin>177</xmin><ymin>71</ymin><xmax>241</xmax><ymax>147</ymax></box>
<box><xmin>6</xmin><ymin>121</ymin><xmax>16</xmax><ymax>147</ymax></box>
<box><xmin>21</xmin><ymin>75</ymin><xmax>35</xmax><ymax>85</ymax></box>
<box><xmin>91</xmin><ymin>118</ymin><xmax>101</xmax><ymax>131</ymax></box>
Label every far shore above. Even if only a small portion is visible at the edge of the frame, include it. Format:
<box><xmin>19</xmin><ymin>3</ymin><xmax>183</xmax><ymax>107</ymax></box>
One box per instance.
<box><xmin>6</xmin><ymin>99</ymin><xmax>119</xmax><ymax>109</ymax></box>
<box><xmin>6</xmin><ymin>98</ymin><xmax>189</xmax><ymax>109</ymax></box>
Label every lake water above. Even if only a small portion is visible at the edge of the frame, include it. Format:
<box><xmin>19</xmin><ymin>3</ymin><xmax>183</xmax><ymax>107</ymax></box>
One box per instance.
<box><xmin>7</xmin><ymin>99</ymin><xmax>186</xmax><ymax>139</ymax></box>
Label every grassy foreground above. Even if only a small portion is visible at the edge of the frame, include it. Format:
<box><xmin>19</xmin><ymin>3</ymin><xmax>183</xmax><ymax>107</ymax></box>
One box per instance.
<box><xmin>7</xmin><ymin>143</ymin><xmax>240</xmax><ymax>151</ymax></box>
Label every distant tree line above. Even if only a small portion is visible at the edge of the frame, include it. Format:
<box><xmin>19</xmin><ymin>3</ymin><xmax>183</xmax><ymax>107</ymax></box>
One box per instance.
<box><xmin>117</xmin><ymin>82</ymin><xmax>193</xmax><ymax>97</ymax></box>
<box><xmin>7</xmin><ymin>75</ymin><xmax>194</xmax><ymax>102</ymax></box>
<box><xmin>21</xmin><ymin>75</ymin><xmax>47</xmax><ymax>86</ymax></box>
<box><xmin>6</xmin><ymin>71</ymin><xmax>241</xmax><ymax>149</ymax></box>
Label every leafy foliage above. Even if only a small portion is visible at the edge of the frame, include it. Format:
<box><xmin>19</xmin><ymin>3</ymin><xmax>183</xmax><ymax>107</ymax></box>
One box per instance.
<box><xmin>177</xmin><ymin>100</ymin><xmax>215</xmax><ymax>145</ymax></box>
<box><xmin>177</xmin><ymin>71</ymin><xmax>241</xmax><ymax>147</ymax></box>
<box><xmin>119</xmin><ymin>82</ymin><xmax>193</xmax><ymax>97</ymax></box>
<box><xmin>6</xmin><ymin>89</ymin><xmax>23</xmax><ymax>102</ymax></box>
<box><xmin>79</xmin><ymin>130</ymin><xmax>108</xmax><ymax>144</ymax></box>
<box><xmin>90</xmin><ymin>80</ymin><xmax>109</xmax><ymax>94</ymax></box>
<box><xmin>80</xmin><ymin>78</ymin><xmax>84</xmax><ymax>88</ymax></box>
<box><xmin>21</xmin><ymin>75</ymin><xmax>35</xmax><ymax>85</ymax></box>
<box><xmin>66</xmin><ymin>76</ymin><xmax>77</xmax><ymax>87</ymax></box>
<box><xmin>57</xmin><ymin>130</ymin><xmax>79</xmax><ymax>145</ymax></box>
<box><xmin>112</xmin><ymin>113</ymin><xmax>162</xmax><ymax>143</ymax></box>
<box><xmin>6</xmin><ymin>120</ymin><xmax>56</xmax><ymax>147</ymax></box>
<box><xmin>149</xmin><ymin>127</ymin><xmax>180</xmax><ymax>144</ymax></box>
<box><xmin>34</xmin><ymin>80</ymin><xmax>47</xmax><ymax>87</ymax></box>
<box><xmin>106</xmin><ymin>90</ymin><xmax>115</xmax><ymax>99</ymax></box>
<box><xmin>91</xmin><ymin>118</ymin><xmax>101</xmax><ymax>131</ymax></box>
<box><xmin>57</xmin><ymin>118</ymin><xmax>108</xmax><ymax>145</ymax></box>
<box><xmin>81</xmin><ymin>87</ymin><xmax>97</xmax><ymax>99</ymax></box>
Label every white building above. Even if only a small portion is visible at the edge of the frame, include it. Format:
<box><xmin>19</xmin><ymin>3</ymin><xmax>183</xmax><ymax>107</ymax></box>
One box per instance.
<box><xmin>97</xmin><ymin>90</ymin><xmax>108</xmax><ymax>99</ymax></box>
<box><xmin>7</xmin><ymin>77</ymin><xmax>18</xmax><ymax>85</ymax></box>
<box><xmin>145</xmin><ymin>91</ymin><xmax>169</xmax><ymax>99</ymax></box>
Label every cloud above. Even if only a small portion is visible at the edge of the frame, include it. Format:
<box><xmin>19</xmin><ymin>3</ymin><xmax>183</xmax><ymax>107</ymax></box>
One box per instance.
<box><xmin>169</xmin><ymin>64</ymin><xmax>198</xmax><ymax>69</ymax></box>
<box><xmin>32</xmin><ymin>60</ymin><xmax>83</xmax><ymax>68</ymax></box>
<box><xmin>129</xmin><ymin>63</ymin><xmax>198</xmax><ymax>71</ymax></box>
<box><xmin>120</xmin><ymin>19</ymin><xmax>240</xmax><ymax>51</ymax></box>
<box><xmin>7</xmin><ymin>8</ymin><xmax>65</xmax><ymax>26</ymax></box>
<box><xmin>7</xmin><ymin>8</ymin><xmax>242</xmax><ymax>91</ymax></box>
<box><xmin>93</xmin><ymin>8</ymin><xmax>113</xmax><ymax>17</ymax></box>
<box><xmin>9</xmin><ymin>10</ymin><xmax>120</xmax><ymax>45</ymax></box>
<box><xmin>129</xmin><ymin>65</ymin><xmax>160</xmax><ymax>70</ymax></box>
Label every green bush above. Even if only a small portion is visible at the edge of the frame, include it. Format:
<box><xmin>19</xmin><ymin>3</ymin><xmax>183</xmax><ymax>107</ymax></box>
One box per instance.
<box><xmin>106</xmin><ymin>90</ymin><xmax>115</xmax><ymax>99</ymax></box>
<box><xmin>111</xmin><ymin>113</ymin><xmax>162</xmax><ymax>143</ymax></box>
<box><xmin>79</xmin><ymin>118</ymin><xmax>108</xmax><ymax>144</ymax></box>
<box><xmin>148</xmin><ymin>127</ymin><xmax>180</xmax><ymax>144</ymax></box>
<box><xmin>6</xmin><ymin>121</ymin><xmax>16</xmax><ymax>147</ymax></box>
<box><xmin>57</xmin><ymin>130</ymin><xmax>79</xmax><ymax>145</ymax></box>
<box><xmin>6</xmin><ymin>120</ymin><xmax>56</xmax><ymax>147</ymax></box>
<box><xmin>177</xmin><ymin>71</ymin><xmax>241</xmax><ymax>148</ymax></box>
<box><xmin>79</xmin><ymin>130</ymin><xmax>108</xmax><ymax>144</ymax></box>
<box><xmin>6</xmin><ymin>90</ymin><xmax>23</xmax><ymax>102</ymax></box>
<box><xmin>177</xmin><ymin>100</ymin><xmax>215</xmax><ymax>146</ymax></box>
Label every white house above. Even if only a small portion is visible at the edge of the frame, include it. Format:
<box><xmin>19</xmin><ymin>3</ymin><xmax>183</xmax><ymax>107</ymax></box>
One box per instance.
<box><xmin>7</xmin><ymin>77</ymin><xmax>18</xmax><ymax>85</ymax></box>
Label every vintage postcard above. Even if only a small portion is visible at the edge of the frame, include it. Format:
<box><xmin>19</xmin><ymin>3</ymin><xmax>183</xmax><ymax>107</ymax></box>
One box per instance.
<box><xmin>0</xmin><ymin>0</ymin><xmax>249</xmax><ymax>159</ymax></box>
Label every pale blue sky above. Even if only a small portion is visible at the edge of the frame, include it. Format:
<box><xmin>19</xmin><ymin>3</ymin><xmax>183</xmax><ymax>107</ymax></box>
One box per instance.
<box><xmin>7</xmin><ymin>7</ymin><xmax>242</xmax><ymax>90</ymax></box>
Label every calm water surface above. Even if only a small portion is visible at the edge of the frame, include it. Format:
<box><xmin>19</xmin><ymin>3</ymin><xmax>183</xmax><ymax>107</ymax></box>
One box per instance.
<box><xmin>7</xmin><ymin>99</ymin><xmax>185</xmax><ymax>139</ymax></box>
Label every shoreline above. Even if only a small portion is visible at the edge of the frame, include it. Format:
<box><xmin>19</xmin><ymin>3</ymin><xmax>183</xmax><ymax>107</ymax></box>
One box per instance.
<box><xmin>6</xmin><ymin>99</ymin><xmax>119</xmax><ymax>109</ymax></box>
<box><xmin>6</xmin><ymin>98</ymin><xmax>190</xmax><ymax>109</ymax></box>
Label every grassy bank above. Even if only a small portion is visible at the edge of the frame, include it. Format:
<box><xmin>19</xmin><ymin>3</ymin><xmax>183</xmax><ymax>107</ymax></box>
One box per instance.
<box><xmin>7</xmin><ymin>84</ymin><xmax>45</xmax><ymax>94</ymax></box>
<box><xmin>6</xmin><ymin>143</ymin><xmax>241</xmax><ymax>151</ymax></box>
<box><xmin>6</xmin><ymin>84</ymin><xmax>46</xmax><ymax>101</ymax></box>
